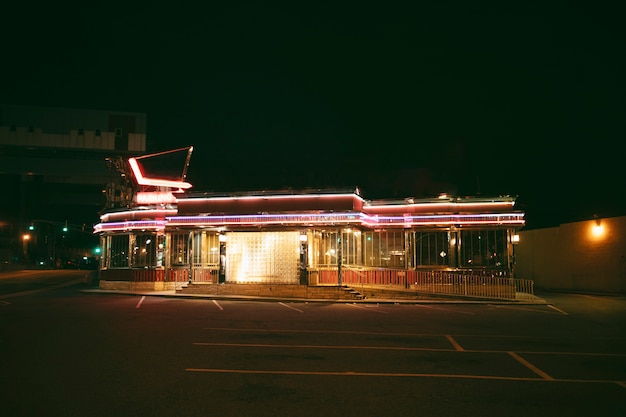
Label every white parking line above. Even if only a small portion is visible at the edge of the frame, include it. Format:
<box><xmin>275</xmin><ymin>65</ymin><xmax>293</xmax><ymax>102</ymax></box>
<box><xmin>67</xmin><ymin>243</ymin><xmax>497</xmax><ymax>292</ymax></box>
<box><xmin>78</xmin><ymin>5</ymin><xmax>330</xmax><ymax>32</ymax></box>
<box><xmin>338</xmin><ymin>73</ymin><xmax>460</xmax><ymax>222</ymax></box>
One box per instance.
<box><xmin>136</xmin><ymin>296</ymin><xmax>145</xmax><ymax>309</ymax></box>
<box><xmin>548</xmin><ymin>305</ymin><xmax>569</xmax><ymax>315</ymax></box>
<box><xmin>491</xmin><ymin>305</ymin><xmax>558</xmax><ymax>314</ymax></box>
<box><xmin>278</xmin><ymin>302</ymin><xmax>303</xmax><ymax>313</ymax></box>
<box><xmin>414</xmin><ymin>304</ymin><xmax>475</xmax><ymax>315</ymax></box>
<box><xmin>347</xmin><ymin>303</ymin><xmax>388</xmax><ymax>313</ymax></box>
<box><xmin>0</xmin><ymin>278</ymin><xmax>83</xmax><ymax>299</ymax></box>
<box><xmin>212</xmin><ymin>300</ymin><xmax>224</xmax><ymax>310</ymax></box>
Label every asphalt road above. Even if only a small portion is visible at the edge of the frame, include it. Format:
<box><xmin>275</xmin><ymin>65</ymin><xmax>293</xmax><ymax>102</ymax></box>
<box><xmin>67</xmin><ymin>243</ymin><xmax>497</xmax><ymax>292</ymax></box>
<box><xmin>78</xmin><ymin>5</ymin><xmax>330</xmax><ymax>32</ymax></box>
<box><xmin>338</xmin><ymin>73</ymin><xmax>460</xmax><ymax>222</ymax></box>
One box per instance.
<box><xmin>1</xmin><ymin>270</ymin><xmax>625</xmax><ymax>417</ymax></box>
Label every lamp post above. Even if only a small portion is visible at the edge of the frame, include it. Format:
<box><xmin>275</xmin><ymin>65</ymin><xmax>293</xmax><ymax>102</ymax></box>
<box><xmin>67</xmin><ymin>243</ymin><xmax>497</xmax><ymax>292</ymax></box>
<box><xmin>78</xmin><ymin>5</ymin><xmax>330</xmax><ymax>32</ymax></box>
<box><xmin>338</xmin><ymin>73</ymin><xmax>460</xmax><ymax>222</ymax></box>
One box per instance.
<box><xmin>511</xmin><ymin>232</ymin><xmax>520</xmax><ymax>277</ymax></box>
<box><xmin>299</xmin><ymin>232</ymin><xmax>308</xmax><ymax>285</ymax></box>
<box><xmin>218</xmin><ymin>233</ymin><xmax>227</xmax><ymax>284</ymax></box>
<box><xmin>22</xmin><ymin>233</ymin><xmax>31</xmax><ymax>262</ymax></box>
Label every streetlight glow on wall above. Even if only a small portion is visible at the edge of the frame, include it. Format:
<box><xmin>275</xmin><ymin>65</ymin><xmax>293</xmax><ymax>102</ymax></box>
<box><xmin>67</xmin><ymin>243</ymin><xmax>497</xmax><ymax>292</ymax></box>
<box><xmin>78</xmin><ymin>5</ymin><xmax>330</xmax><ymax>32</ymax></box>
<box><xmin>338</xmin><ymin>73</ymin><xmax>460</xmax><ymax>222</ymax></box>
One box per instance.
<box><xmin>592</xmin><ymin>217</ymin><xmax>605</xmax><ymax>238</ymax></box>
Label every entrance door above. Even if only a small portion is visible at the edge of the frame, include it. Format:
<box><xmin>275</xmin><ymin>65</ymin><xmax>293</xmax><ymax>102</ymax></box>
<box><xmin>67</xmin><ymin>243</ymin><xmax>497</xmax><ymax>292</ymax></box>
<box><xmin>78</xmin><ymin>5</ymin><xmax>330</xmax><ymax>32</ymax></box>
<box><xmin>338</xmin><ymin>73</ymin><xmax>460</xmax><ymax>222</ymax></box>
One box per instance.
<box><xmin>191</xmin><ymin>231</ymin><xmax>220</xmax><ymax>282</ymax></box>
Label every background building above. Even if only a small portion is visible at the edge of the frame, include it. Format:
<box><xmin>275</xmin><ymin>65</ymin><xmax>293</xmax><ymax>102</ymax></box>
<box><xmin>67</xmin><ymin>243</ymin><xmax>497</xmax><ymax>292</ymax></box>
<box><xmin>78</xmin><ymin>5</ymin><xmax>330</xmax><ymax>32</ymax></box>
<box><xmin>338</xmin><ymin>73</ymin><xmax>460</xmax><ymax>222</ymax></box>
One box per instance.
<box><xmin>0</xmin><ymin>104</ymin><xmax>146</xmax><ymax>267</ymax></box>
<box><xmin>516</xmin><ymin>215</ymin><xmax>626</xmax><ymax>294</ymax></box>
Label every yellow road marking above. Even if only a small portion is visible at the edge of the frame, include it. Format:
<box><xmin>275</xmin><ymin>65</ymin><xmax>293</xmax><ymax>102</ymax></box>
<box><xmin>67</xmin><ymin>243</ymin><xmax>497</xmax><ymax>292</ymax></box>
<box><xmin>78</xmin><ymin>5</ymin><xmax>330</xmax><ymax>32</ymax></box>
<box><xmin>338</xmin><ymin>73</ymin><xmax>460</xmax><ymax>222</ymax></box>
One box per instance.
<box><xmin>446</xmin><ymin>335</ymin><xmax>464</xmax><ymax>351</ymax></box>
<box><xmin>193</xmin><ymin>342</ymin><xmax>455</xmax><ymax>351</ymax></box>
<box><xmin>508</xmin><ymin>351</ymin><xmax>554</xmax><ymax>380</ymax></box>
<box><xmin>548</xmin><ymin>305</ymin><xmax>569</xmax><ymax>315</ymax></box>
<box><xmin>185</xmin><ymin>368</ymin><xmax>625</xmax><ymax>387</ymax></box>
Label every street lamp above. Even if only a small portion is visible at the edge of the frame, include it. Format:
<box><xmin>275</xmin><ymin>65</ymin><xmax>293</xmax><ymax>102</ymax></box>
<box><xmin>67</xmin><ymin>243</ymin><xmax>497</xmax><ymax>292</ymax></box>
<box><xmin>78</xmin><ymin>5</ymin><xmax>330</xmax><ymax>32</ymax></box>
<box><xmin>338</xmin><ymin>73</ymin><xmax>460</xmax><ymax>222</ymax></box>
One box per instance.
<box><xmin>218</xmin><ymin>233</ymin><xmax>227</xmax><ymax>284</ymax></box>
<box><xmin>22</xmin><ymin>233</ymin><xmax>31</xmax><ymax>258</ymax></box>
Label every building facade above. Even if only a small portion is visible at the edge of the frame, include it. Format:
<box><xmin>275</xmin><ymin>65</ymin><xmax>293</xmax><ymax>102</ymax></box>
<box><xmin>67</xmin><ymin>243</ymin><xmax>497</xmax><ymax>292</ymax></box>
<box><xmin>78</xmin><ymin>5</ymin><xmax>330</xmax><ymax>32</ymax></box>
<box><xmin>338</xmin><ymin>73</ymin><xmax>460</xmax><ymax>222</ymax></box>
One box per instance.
<box><xmin>95</xmin><ymin>148</ymin><xmax>526</xmax><ymax>292</ymax></box>
<box><xmin>0</xmin><ymin>104</ymin><xmax>147</xmax><ymax>266</ymax></box>
<box><xmin>516</xmin><ymin>215</ymin><xmax>626</xmax><ymax>294</ymax></box>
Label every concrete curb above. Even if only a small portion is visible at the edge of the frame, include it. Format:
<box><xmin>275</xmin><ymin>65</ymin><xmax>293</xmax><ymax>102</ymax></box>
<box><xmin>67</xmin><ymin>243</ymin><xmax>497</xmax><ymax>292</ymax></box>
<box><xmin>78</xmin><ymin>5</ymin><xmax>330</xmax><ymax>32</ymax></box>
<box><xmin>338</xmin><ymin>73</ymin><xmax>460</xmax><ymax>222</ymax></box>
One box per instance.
<box><xmin>80</xmin><ymin>288</ymin><xmax>549</xmax><ymax>305</ymax></box>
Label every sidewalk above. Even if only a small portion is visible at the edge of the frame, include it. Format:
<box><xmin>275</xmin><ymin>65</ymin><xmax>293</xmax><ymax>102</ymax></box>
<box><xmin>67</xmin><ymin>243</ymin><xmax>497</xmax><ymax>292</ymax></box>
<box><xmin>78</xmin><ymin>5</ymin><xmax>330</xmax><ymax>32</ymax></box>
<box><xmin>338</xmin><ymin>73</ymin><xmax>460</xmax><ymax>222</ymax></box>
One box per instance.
<box><xmin>81</xmin><ymin>287</ymin><xmax>548</xmax><ymax>305</ymax></box>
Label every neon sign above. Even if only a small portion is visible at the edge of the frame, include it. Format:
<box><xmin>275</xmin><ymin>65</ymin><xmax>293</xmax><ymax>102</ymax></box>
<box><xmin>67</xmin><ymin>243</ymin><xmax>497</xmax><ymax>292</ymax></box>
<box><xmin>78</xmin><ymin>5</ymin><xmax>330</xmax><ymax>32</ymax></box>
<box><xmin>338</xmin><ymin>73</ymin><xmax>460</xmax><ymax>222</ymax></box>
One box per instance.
<box><xmin>136</xmin><ymin>191</ymin><xmax>177</xmax><ymax>205</ymax></box>
<box><xmin>128</xmin><ymin>158</ymin><xmax>192</xmax><ymax>190</ymax></box>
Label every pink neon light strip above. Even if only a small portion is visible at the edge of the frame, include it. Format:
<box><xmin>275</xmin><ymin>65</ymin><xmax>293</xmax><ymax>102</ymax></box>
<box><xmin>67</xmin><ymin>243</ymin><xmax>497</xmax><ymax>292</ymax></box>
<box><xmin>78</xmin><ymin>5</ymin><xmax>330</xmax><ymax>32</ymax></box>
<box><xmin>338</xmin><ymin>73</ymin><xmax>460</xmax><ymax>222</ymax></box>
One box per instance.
<box><xmin>94</xmin><ymin>212</ymin><xmax>524</xmax><ymax>233</ymax></box>
<box><xmin>362</xmin><ymin>213</ymin><xmax>524</xmax><ymax>226</ymax></box>
<box><xmin>167</xmin><ymin>213</ymin><xmax>362</xmax><ymax>226</ymax></box>
<box><xmin>364</xmin><ymin>201</ymin><xmax>515</xmax><ymax>212</ymax></box>
<box><xmin>128</xmin><ymin>158</ymin><xmax>192</xmax><ymax>189</ymax></box>
<box><xmin>166</xmin><ymin>212</ymin><xmax>523</xmax><ymax>227</ymax></box>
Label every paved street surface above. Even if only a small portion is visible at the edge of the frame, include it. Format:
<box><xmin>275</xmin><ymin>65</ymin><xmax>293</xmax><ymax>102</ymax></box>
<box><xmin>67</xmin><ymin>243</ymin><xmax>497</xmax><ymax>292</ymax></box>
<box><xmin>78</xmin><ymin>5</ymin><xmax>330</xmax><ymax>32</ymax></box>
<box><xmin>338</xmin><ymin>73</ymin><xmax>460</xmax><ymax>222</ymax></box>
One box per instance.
<box><xmin>1</xmin><ymin>270</ymin><xmax>625</xmax><ymax>417</ymax></box>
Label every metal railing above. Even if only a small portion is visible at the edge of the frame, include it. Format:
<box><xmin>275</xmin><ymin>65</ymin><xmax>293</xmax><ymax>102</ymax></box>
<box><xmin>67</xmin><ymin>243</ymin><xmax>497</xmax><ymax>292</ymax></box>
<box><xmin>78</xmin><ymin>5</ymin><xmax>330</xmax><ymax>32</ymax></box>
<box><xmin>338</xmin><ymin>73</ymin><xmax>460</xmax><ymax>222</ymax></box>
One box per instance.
<box><xmin>310</xmin><ymin>267</ymin><xmax>535</xmax><ymax>301</ymax></box>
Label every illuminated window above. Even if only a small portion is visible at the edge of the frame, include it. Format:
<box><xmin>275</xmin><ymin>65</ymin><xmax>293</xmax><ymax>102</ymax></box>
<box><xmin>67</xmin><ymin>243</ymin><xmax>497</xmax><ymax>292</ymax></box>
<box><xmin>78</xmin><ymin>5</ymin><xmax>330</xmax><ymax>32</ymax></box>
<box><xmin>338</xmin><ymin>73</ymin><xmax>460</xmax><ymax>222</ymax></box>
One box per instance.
<box><xmin>311</xmin><ymin>230</ymin><xmax>339</xmax><ymax>268</ymax></box>
<box><xmin>459</xmin><ymin>230</ymin><xmax>507</xmax><ymax>268</ymax></box>
<box><xmin>131</xmin><ymin>233</ymin><xmax>156</xmax><ymax>268</ymax></box>
<box><xmin>192</xmin><ymin>231</ymin><xmax>220</xmax><ymax>267</ymax></box>
<box><xmin>109</xmin><ymin>235</ymin><xmax>129</xmax><ymax>268</ymax></box>
<box><xmin>169</xmin><ymin>233</ymin><xmax>189</xmax><ymax>266</ymax></box>
<box><xmin>414</xmin><ymin>231</ymin><xmax>449</xmax><ymax>267</ymax></box>
<box><xmin>362</xmin><ymin>230</ymin><xmax>405</xmax><ymax>268</ymax></box>
<box><xmin>341</xmin><ymin>229</ymin><xmax>362</xmax><ymax>266</ymax></box>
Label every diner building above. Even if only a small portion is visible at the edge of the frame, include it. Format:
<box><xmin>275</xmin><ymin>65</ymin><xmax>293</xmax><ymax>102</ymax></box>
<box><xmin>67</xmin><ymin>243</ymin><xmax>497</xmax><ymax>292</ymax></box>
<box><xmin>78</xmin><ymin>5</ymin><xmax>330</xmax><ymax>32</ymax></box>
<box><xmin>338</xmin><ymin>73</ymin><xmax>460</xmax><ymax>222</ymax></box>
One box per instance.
<box><xmin>94</xmin><ymin>147</ymin><xmax>526</xmax><ymax>293</ymax></box>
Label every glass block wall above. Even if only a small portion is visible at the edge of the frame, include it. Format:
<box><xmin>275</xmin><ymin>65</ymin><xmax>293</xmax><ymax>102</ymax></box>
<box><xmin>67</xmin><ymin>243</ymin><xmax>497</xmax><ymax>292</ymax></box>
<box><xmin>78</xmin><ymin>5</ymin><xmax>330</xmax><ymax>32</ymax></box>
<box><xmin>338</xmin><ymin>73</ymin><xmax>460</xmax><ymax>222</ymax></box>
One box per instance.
<box><xmin>226</xmin><ymin>231</ymin><xmax>300</xmax><ymax>283</ymax></box>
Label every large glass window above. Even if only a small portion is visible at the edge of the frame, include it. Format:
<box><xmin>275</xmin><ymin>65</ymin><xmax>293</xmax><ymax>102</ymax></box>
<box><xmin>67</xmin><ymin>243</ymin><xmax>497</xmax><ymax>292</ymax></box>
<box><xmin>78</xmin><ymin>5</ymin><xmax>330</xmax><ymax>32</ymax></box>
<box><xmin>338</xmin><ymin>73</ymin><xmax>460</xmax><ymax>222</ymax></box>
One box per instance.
<box><xmin>414</xmin><ymin>231</ymin><xmax>449</xmax><ymax>267</ymax></box>
<box><xmin>169</xmin><ymin>233</ymin><xmax>190</xmax><ymax>267</ymax></box>
<box><xmin>363</xmin><ymin>230</ymin><xmax>405</xmax><ymax>268</ymax></box>
<box><xmin>109</xmin><ymin>234</ymin><xmax>129</xmax><ymax>268</ymax></box>
<box><xmin>459</xmin><ymin>230</ymin><xmax>507</xmax><ymax>268</ymax></box>
<box><xmin>192</xmin><ymin>231</ymin><xmax>220</xmax><ymax>267</ymax></box>
<box><xmin>131</xmin><ymin>233</ymin><xmax>157</xmax><ymax>268</ymax></box>
<box><xmin>310</xmin><ymin>230</ymin><xmax>339</xmax><ymax>267</ymax></box>
<box><xmin>341</xmin><ymin>229</ymin><xmax>362</xmax><ymax>266</ymax></box>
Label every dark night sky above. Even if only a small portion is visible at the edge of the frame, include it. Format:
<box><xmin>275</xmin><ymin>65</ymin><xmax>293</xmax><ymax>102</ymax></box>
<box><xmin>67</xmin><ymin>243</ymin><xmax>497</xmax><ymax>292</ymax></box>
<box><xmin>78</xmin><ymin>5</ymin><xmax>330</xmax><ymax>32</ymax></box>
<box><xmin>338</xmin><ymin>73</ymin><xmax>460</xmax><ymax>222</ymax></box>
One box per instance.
<box><xmin>2</xmin><ymin>3</ymin><xmax>625</xmax><ymax>229</ymax></box>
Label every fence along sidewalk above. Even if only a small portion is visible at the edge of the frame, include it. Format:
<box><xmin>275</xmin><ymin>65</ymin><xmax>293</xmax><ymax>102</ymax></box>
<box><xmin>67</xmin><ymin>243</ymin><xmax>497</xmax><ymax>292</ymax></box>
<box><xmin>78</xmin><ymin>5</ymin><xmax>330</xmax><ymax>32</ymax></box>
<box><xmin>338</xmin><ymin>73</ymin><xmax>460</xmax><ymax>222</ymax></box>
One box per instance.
<box><xmin>313</xmin><ymin>267</ymin><xmax>535</xmax><ymax>301</ymax></box>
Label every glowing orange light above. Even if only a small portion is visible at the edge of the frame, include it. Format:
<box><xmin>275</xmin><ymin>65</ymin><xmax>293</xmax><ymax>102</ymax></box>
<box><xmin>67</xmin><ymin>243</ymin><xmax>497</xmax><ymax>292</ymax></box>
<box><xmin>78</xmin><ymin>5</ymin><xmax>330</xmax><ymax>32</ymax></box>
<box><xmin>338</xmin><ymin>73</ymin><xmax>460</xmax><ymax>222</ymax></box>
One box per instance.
<box><xmin>592</xmin><ymin>223</ymin><xmax>604</xmax><ymax>237</ymax></box>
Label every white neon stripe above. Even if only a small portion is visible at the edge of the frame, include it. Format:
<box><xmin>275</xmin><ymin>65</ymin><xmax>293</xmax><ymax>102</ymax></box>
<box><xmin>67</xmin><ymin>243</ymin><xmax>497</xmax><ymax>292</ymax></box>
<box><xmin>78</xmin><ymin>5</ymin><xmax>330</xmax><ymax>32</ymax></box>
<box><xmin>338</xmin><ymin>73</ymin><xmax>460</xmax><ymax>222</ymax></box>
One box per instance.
<box><xmin>100</xmin><ymin>209</ymin><xmax>178</xmax><ymax>222</ymax></box>
<box><xmin>93</xmin><ymin>220</ymin><xmax>167</xmax><ymax>233</ymax></box>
